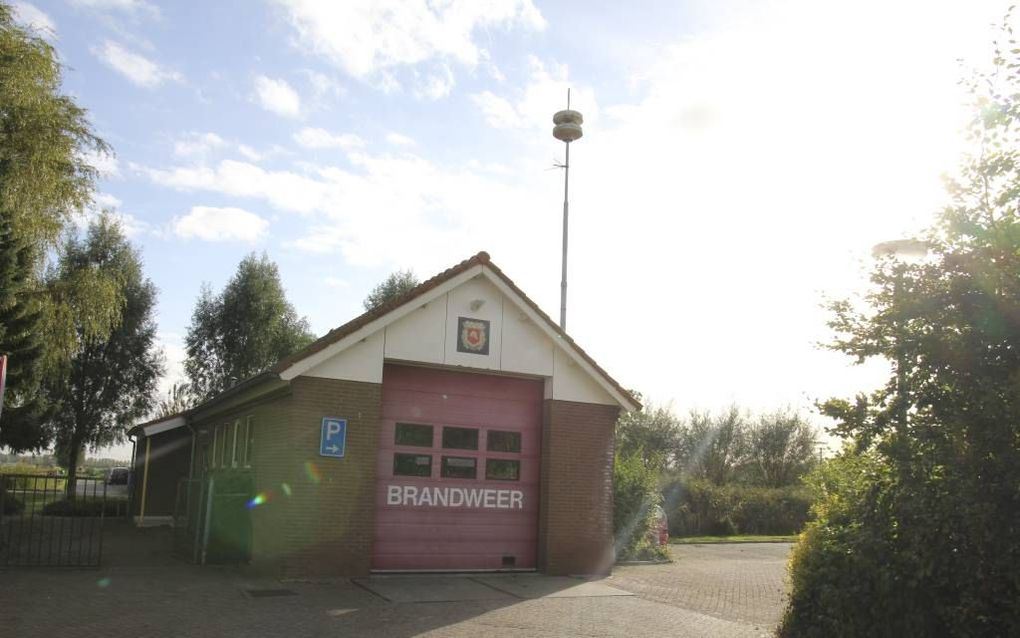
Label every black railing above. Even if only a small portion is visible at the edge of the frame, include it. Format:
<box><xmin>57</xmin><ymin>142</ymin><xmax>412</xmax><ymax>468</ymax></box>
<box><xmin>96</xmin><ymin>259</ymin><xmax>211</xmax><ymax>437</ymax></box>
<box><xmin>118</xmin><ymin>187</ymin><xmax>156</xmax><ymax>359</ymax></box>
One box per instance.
<box><xmin>0</xmin><ymin>474</ymin><xmax>113</xmax><ymax>568</ymax></box>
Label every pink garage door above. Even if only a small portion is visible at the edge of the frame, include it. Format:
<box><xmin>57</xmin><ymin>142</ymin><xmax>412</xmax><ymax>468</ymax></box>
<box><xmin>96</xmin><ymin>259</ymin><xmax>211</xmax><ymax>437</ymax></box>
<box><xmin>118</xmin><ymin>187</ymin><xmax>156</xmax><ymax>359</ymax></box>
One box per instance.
<box><xmin>372</xmin><ymin>364</ymin><xmax>543</xmax><ymax>571</ymax></box>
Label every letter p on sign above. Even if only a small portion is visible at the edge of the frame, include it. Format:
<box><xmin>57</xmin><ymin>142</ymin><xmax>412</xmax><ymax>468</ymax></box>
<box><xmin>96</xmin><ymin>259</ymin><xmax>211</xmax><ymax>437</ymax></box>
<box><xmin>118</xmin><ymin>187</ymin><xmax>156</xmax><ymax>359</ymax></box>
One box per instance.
<box><xmin>320</xmin><ymin>417</ymin><xmax>347</xmax><ymax>458</ymax></box>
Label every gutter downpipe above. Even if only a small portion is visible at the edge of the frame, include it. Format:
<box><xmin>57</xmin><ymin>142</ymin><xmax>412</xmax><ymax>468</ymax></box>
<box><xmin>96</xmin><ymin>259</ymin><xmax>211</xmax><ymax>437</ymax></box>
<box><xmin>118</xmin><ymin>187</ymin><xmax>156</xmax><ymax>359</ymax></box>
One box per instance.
<box><xmin>186</xmin><ymin>421</ymin><xmax>197</xmax><ymax>480</ymax></box>
<box><xmin>139</xmin><ymin>437</ymin><xmax>152</xmax><ymax>526</ymax></box>
<box><xmin>127</xmin><ymin>433</ymin><xmax>137</xmax><ymax>522</ymax></box>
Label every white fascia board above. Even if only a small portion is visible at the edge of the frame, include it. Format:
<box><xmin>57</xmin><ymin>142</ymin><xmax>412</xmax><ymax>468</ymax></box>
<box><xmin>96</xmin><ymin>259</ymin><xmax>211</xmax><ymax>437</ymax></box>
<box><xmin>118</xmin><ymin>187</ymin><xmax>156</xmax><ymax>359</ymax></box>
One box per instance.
<box><xmin>481</xmin><ymin>270</ymin><xmax>639</xmax><ymax>412</ymax></box>
<box><xmin>142</xmin><ymin>416</ymin><xmax>187</xmax><ymax>437</ymax></box>
<box><xmin>279</xmin><ymin>265</ymin><xmax>485</xmax><ymax>381</ymax></box>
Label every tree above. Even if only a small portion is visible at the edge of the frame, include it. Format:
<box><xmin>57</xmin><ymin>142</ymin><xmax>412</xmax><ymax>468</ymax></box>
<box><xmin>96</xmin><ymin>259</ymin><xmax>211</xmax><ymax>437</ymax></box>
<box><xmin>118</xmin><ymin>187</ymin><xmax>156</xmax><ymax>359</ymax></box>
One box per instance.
<box><xmin>781</xmin><ymin>18</ymin><xmax>1020</xmax><ymax>635</ymax></box>
<box><xmin>363</xmin><ymin>269</ymin><xmax>419</xmax><ymax>311</ymax></box>
<box><xmin>153</xmin><ymin>383</ymin><xmax>193</xmax><ymax>419</ymax></box>
<box><xmin>0</xmin><ymin>3</ymin><xmax>109</xmax><ymax>247</ymax></box>
<box><xmin>744</xmin><ymin>409</ymin><xmax>818</xmax><ymax>488</ymax></box>
<box><xmin>679</xmin><ymin>407</ymin><xmax>748</xmax><ymax>485</ymax></box>
<box><xmin>0</xmin><ymin>212</ymin><xmax>50</xmax><ymax>450</ymax></box>
<box><xmin>615</xmin><ymin>402</ymin><xmax>683</xmax><ymax>470</ymax></box>
<box><xmin>185</xmin><ymin>253</ymin><xmax>315</xmax><ymax>401</ymax></box>
<box><xmin>43</xmin><ymin>216</ymin><xmax>164</xmax><ymax>497</ymax></box>
<box><xmin>0</xmin><ymin>4</ymin><xmax>123</xmax><ymax>452</ymax></box>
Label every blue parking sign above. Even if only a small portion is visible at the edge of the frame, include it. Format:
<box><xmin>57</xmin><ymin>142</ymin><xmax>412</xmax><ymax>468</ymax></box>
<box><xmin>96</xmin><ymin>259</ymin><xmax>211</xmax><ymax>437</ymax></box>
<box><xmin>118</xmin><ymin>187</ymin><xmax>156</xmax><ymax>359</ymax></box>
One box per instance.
<box><xmin>320</xmin><ymin>417</ymin><xmax>347</xmax><ymax>458</ymax></box>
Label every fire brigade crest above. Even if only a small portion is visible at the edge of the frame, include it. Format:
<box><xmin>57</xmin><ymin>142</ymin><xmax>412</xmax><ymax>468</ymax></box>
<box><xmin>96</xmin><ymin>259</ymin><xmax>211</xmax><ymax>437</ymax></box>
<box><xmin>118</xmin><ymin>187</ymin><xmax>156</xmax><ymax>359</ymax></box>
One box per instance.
<box><xmin>457</xmin><ymin>317</ymin><xmax>490</xmax><ymax>355</ymax></box>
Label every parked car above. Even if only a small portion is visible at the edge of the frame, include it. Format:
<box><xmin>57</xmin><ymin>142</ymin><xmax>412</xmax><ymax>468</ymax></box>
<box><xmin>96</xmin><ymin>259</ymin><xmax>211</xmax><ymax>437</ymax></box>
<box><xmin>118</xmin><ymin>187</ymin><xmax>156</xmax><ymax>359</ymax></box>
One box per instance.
<box><xmin>105</xmin><ymin>467</ymin><xmax>130</xmax><ymax>499</ymax></box>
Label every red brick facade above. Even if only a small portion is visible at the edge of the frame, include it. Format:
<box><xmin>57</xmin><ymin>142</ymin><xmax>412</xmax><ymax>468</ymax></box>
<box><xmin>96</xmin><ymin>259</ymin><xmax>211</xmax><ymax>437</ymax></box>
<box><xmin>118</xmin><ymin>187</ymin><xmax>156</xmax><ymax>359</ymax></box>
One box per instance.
<box><xmin>189</xmin><ymin>379</ymin><xmax>619</xmax><ymax>578</ymax></box>
<box><xmin>538</xmin><ymin>399</ymin><xmax>620</xmax><ymax>575</ymax></box>
<box><xmin>192</xmin><ymin>377</ymin><xmax>382</xmax><ymax>578</ymax></box>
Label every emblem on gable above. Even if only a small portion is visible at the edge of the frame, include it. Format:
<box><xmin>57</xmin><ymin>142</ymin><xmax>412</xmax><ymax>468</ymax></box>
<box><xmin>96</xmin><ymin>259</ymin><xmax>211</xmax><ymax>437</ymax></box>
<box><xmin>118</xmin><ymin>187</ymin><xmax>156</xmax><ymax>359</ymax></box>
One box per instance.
<box><xmin>457</xmin><ymin>317</ymin><xmax>490</xmax><ymax>355</ymax></box>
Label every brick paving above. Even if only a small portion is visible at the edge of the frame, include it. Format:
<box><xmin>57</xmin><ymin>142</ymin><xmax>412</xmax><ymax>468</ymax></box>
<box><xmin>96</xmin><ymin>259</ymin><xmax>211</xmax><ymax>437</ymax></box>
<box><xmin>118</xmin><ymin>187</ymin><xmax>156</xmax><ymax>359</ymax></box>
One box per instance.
<box><xmin>0</xmin><ymin>525</ymin><xmax>790</xmax><ymax>637</ymax></box>
<box><xmin>609</xmin><ymin>543</ymin><xmax>792</xmax><ymax>629</ymax></box>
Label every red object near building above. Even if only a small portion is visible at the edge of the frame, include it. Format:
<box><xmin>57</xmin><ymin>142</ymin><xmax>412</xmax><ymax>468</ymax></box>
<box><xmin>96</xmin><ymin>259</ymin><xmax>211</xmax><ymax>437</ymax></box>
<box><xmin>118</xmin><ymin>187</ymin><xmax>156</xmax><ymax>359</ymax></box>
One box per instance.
<box><xmin>0</xmin><ymin>354</ymin><xmax>7</xmax><ymax>420</ymax></box>
<box><xmin>372</xmin><ymin>364</ymin><xmax>543</xmax><ymax>571</ymax></box>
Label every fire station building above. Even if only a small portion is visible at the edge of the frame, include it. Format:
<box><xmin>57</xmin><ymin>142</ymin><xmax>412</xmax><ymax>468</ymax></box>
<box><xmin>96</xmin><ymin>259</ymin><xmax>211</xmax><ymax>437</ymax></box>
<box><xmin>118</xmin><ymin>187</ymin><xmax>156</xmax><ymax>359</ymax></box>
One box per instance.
<box><xmin>129</xmin><ymin>252</ymin><xmax>638</xmax><ymax>577</ymax></box>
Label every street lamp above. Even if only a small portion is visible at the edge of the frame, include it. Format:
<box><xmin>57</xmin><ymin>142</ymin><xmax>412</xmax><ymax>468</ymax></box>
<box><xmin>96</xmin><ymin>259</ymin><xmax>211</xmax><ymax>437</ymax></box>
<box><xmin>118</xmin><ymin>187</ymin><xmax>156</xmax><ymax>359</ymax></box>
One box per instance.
<box><xmin>872</xmin><ymin>238</ymin><xmax>930</xmax><ymax>434</ymax></box>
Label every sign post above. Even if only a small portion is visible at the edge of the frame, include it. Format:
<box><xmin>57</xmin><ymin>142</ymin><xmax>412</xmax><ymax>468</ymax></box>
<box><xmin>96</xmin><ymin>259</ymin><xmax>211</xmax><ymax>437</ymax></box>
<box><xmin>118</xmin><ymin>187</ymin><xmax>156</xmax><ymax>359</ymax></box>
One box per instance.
<box><xmin>319</xmin><ymin>417</ymin><xmax>347</xmax><ymax>458</ymax></box>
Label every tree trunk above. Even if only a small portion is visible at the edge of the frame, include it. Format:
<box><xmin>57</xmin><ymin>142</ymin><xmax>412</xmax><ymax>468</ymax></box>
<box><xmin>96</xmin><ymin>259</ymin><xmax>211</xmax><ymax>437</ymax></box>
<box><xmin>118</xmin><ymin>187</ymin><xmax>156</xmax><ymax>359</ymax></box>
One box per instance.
<box><xmin>65</xmin><ymin>439</ymin><xmax>82</xmax><ymax>501</ymax></box>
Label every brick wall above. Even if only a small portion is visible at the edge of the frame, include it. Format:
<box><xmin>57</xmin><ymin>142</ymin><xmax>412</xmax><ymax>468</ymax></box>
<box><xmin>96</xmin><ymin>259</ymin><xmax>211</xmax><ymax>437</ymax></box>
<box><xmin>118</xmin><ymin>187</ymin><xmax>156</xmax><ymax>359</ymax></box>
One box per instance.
<box><xmin>538</xmin><ymin>399</ymin><xmax>619</xmax><ymax>575</ymax></box>
<box><xmin>194</xmin><ymin>377</ymin><xmax>382</xmax><ymax>577</ymax></box>
<box><xmin>272</xmin><ymin>376</ymin><xmax>382</xmax><ymax>577</ymax></box>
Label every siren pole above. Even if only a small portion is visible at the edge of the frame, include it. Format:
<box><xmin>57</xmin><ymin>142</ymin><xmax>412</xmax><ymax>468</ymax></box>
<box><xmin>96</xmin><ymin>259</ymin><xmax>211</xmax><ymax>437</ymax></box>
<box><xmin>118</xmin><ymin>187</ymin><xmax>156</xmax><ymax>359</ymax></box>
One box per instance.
<box><xmin>552</xmin><ymin>89</ymin><xmax>583</xmax><ymax>331</ymax></box>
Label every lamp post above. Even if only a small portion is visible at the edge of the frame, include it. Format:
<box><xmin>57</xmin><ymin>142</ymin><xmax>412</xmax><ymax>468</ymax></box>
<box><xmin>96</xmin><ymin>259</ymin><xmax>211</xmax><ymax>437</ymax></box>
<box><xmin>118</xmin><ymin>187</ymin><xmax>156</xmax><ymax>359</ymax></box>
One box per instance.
<box><xmin>872</xmin><ymin>239</ymin><xmax>930</xmax><ymax>434</ymax></box>
<box><xmin>552</xmin><ymin>90</ymin><xmax>583</xmax><ymax>331</ymax></box>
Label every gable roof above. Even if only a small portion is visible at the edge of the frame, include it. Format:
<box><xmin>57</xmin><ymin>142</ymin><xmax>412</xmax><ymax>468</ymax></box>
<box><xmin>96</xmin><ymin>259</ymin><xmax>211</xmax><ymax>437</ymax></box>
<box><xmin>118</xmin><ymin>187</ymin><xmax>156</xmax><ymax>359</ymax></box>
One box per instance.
<box><xmin>275</xmin><ymin>251</ymin><xmax>640</xmax><ymax>411</ymax></box>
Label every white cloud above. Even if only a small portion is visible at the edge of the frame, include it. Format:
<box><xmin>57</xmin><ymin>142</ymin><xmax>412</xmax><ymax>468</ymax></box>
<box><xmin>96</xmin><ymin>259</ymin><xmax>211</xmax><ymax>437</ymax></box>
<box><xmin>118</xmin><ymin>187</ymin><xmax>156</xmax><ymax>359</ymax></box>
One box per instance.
<box><xmin>94</xmin><ymin>192</ymin><xmax>122</xmax><ymax>209</ymax></box>
<box><xmin>253</xmin><ymin>75</ymin><xmax>302</xmax><ymax>118</ymax></box>
<box><xmin>173</xmin><ymin>132</ymin><xmax>226</xmax><ymax>157</ymax></box>
<box><xmin>414</xmin><ymin>64</ymin><xmax>454</xmax><ymax>100</ymax></box>
<box><xmin>82</xmin><ymin>149</ymin><xmax>120</xmax><ymax>178</ymax></box>
<box><xmin>74</xmin><ymin>192</ymin><xmax>148</xmax><ymax>238</ymax></box>
<box><xmin>172</xmin><ymin>206</ymin><xmax>269</xmax><ymax>242</ymax></box>
<box><xmin>323</xmin><ymin>276</ymin><xmax>349</xmax><ymax>288</ymax></box>
<box><xmin>93</xmin><ymin>40</ymin><xmax>182</xmax><ymax>88</ymax></box>
<box><xmin>237</xmin><ymin>144</ymin><xmax>263</xmax><ymax>161</ymax></box>
<box><xmin>472</xmin><ymin>56</ymin><xmax>597</xmax><ymax>131</ymax></box>
<box><xmin>139</xmin><ymin>160</ymin><xmax>326</xmax><ymax>214</ymax></box>
<box><xmin>12</xmin><ymin>2</ymin><xmax>55</xmax><ymax>33</ymax></box>
<box><xmin>385</xmin><ymin>132</ymin><xmax>415</xmax><ymax>147</ymax></box>
<box><xmin>303</xmin><ymin>69</ymin><xmax>345</xmax><ymax>99</ymax></box>
<box><xmin>472</xmin><ymin>91</ymin><xmax>524</xmax><ymax>129</ymax></box>
<box><xmin>293</xmin><ymin>127</ymin><xmax>364</xmax><ymax>150</ymax></box>
<box><xmin>155</xmin><ymin>332</ymin><xmax>187</xmax><ymax>403</ymax></box>
<box><xmin>274</xmin><ymin>0</ymin><xmax>545</xmax><ymax>86</ymax></box>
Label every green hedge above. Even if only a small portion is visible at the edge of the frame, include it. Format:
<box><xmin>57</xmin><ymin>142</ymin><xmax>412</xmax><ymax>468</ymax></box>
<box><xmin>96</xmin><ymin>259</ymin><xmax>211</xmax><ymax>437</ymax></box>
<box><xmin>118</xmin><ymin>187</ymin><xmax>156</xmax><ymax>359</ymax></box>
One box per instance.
<box><xmin>778</xmin><ymin>450</ymin><xmax>1020</xmax><ymax>636</ymax></box>
<box><xmin>1</xmin><ymin>485</ymin><xmax>24</xmax><ymax>515</ymax></box>
<box><xmin>662</xmin><ymin>478</ymin><xmax>811</xmax><ymax>537</ymax></box>
<box><xmin>40</xmin><ymin>499</ymin><xmax>125</xmax><ymax>517</ymax></box>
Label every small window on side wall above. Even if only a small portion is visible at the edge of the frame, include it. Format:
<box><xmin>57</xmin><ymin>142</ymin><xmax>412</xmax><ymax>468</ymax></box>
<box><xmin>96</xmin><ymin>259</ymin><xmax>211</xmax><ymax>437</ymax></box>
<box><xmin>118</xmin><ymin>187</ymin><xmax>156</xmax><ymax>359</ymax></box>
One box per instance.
<box><xmin>441</xmin><ymin>456</ymin><xmax>477</xmax><ymax>479</ymax></box>
<box><xmin>442</xmin><ymin>426</ymin><xmax>478</xmax><ymax>450</ymax></box>
<box><xmin>220</xmin><ymin>423</ymin><xmax>231</xmax><ymax>468</ymax></box>
<box><xmin>231</xmin><ymin>419</ymin><xmax>242</xmax><ymax>467</ymax></box>
<box><xmin>395</xmin><ymin>423</ymin><xmax>433</xmax><ymax>447</ymax></box>
<box><xmin>244</xmin><ymin>416</ymin><xmax>255</xmax><ymax>467</ymax></box>
<box><xmin>486</xmin><ymin>459</ymin><xmax>520</xmax><ymax>481</ymax></box>
<box><xmin>210</xmin><ymin>427</ymin><xmax>220</xmax><ymax>469</ymax></box>
<box><xmin>487</xmin><ymin>430</ymin><xmax>521</xmax><ymax>453</ymax></box>
<box><xmin>394</xmin><ymin>453</ymin><xmax>432</xmax><ymax>477</ymax></box>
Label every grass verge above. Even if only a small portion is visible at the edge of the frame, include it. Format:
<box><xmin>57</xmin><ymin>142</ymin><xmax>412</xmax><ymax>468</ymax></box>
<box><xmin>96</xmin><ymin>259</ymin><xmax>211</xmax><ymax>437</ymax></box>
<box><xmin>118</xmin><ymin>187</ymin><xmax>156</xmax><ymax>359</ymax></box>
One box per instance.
<box><xmin>671</xmin><ymin>534</ymin><xmax>797</xmax><ymax>544</ymax></box>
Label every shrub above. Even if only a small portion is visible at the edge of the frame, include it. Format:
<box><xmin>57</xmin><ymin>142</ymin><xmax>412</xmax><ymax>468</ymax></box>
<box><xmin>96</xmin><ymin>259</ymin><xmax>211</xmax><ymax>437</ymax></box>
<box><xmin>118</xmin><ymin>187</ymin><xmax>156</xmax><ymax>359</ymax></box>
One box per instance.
<box><xmin>1</xmin><ymin>484</ymin><xmax>24</xmax><ymax>515</ymax></box>
<box><xmin>613</xmin><ymin>451</ymin><xmax>668</xmax><ymax>561</ymax></box>
<box><xmin>775</xmin><ymin>451</ymin><xmax>1007</xmax><ymax>632</ymax></box>
<box><xmin>662</xmin><ymin>478</ymin><xmax>811</xmax><ymax>537</ymax></box>
<box><xmin>41</xmin><ymin>498</ymin><xmax>125</xmax><ymax>517</ymax></box>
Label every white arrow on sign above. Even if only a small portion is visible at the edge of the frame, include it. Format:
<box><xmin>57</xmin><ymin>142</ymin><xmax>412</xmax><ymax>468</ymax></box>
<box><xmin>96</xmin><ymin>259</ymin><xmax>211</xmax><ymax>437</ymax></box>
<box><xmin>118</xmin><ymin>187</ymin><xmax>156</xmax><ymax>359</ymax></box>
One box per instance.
<box><xmin>327</xmin><ymin>444</ymin><xmax>340</xmax><ymax>453</ymax></box>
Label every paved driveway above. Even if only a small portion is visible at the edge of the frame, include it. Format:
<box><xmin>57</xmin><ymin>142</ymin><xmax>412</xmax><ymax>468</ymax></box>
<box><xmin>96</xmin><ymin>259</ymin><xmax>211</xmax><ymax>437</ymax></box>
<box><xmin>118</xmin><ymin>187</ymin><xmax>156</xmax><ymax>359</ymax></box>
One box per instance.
<box><xmin>1</xmin><ymin>533</ymin><xmax>791</xmax><ymax>637</ymax></box>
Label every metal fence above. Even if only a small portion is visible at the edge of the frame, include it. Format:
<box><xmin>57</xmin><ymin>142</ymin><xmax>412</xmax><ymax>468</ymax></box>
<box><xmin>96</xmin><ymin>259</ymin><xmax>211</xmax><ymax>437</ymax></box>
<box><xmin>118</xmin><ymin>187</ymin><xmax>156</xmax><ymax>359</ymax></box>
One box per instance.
<box><xmin>173</xmin><ymin>472</ymin><xmax>253</xmax><ymax>565</ymax></box>
<box><xmin>0</xmin><ymin>474</ymin><xmax>111</xmax><ymax>568</ymax></box>
<box><xmin>172</xmin><ymin>477</ymin><xmax>208</xmax><ymax>564</ymax></box>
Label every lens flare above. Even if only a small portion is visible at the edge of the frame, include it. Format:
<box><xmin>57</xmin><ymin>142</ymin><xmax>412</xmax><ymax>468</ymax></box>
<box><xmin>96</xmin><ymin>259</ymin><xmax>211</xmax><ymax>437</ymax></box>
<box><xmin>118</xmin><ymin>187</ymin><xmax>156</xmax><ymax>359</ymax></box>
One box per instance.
<box><xmin>281</xmin><ymin>482</ymin><xmax>292</xmax><ymax>497</ymax></box>
<box><xmin>246</xmin><ymin>492</ymin><xmax>268</xmax><ymax>509</ymax></box>
<box><xmin>97</xmin><ymin>577</ymin><xmax>112</xmax><ymax>588</ymax></box>
<box><xmin>304</xmin><ymin>461</ymin><xmax>321</xmax><ymax>484</ymax></box>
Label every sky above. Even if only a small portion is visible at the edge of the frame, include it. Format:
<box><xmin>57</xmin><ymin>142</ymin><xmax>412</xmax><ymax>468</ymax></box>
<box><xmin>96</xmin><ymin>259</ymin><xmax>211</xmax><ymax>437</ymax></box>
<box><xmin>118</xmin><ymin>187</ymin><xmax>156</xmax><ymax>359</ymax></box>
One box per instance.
<box><xmin>9</xmin><ymin>0</ymin><xmax>1013</xmax><ymax>460</ymax></box>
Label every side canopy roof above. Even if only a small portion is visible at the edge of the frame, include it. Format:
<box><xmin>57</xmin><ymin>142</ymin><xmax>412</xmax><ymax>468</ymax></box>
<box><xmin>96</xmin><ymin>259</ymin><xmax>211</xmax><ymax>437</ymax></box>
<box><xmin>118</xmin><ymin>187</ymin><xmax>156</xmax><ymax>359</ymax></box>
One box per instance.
<box><xmin>275</xmin><ymin>251</ymin><xmax>640</xmax><ymax>412</ymax></box>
